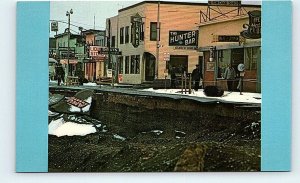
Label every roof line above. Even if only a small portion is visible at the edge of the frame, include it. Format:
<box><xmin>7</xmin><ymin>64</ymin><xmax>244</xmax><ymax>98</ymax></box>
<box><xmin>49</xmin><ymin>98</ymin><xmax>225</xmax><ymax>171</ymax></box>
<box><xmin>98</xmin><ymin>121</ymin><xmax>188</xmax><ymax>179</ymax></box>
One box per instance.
<box><xmin>118</xmin><ymin>1</ymin><xmax>261</xmax><ymax>12</ymax></box>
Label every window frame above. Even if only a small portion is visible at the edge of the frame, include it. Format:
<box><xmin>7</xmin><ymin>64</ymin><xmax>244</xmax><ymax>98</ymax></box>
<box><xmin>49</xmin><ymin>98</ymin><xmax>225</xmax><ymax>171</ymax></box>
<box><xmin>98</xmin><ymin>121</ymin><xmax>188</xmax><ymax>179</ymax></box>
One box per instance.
<box><xmin>125</xmin><ymin>26</ymin><xmax>129</xmax><ymax>43</ymax></box>
<box><xmin>120</xmin><ymin>27</ymin><xmax>124</xmax><ymax>44</ymax></box>
<box><xmin>150</xmin><ymin>22</ymin><xmax>160</xmax><ymax>41</ymax></box>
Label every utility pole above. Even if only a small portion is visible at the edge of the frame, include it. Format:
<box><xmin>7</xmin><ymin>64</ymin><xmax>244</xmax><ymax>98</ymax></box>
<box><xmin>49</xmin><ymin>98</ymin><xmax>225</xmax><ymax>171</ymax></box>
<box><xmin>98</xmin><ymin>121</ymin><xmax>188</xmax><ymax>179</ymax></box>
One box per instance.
<box><xmin>155</xmin><ymin>0</ymin><xmax>160</xmax><ymax>80</ymax></box>
<box><xmin>66</xmin><ymin>9</ymin><xmax>73</xmax><ymax>82</ymax></box>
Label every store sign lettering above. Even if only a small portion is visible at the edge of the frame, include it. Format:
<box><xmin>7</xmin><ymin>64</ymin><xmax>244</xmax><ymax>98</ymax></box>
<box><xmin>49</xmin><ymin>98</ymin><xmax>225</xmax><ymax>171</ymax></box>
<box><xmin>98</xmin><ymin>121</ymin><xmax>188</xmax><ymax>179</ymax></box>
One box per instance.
<box><xmin>240</xmin><ymin>10</ymin><xmax>261</xmax><ymax>39</ymax></box>
<box><xmin>208</xmin><ymin>0</ymin><xmax>241</xmax><ymax>7</ymax></box>
<box><xmin>169</xmin><ymin>30</ymin><xmax>198</xmax><ymax>46</ymax></box>
<box><xmin>217</xmin><ymin>35</ymin><xmax>240</xmax><ymax>42</ymax></box>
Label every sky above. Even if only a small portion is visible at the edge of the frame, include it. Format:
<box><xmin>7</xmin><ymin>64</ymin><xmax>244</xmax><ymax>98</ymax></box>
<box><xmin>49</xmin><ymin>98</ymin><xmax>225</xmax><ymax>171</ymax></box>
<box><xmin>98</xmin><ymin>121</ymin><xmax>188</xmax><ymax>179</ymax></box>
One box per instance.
<box><xmin>50</xmin><ymin>0</ymin><xmax>261</xmax><ymax>37</ymax></box>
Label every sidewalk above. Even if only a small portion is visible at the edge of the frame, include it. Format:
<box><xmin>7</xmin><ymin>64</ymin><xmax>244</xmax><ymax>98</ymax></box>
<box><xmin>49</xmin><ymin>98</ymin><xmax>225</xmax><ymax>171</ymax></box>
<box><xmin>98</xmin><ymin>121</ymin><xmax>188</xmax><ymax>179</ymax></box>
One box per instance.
<box><xmin>142</xmin><ymin>88</ymin><xmax>261</xmax><ymax>104</ymax></box>
<box><xmin>49</xmin><ymin>81</ymin><xmax>261</xmax><ymax>105</ymax></box>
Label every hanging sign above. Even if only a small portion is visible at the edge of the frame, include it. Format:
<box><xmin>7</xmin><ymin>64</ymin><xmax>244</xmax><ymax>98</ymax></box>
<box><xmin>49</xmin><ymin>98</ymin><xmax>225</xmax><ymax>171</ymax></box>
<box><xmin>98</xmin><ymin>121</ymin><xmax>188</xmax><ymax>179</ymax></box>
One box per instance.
<box><xmin>238</xmin><ymin>63</ymin><xmax>245</xmax><ymax>72</ymax></box>
<box><xmin>131</xmin><ymin>13</ymin><xmax>142</xmax><ymax>48</ymax></box>
<box><xmin>240</xmin><ymin>10</ymin><xmax>261</xmax><ymax>39</ymax></box>
<box><xmin>51</xmin><ymin>21</ymin><xmax>58</xmax><ymax>32</ymax></box>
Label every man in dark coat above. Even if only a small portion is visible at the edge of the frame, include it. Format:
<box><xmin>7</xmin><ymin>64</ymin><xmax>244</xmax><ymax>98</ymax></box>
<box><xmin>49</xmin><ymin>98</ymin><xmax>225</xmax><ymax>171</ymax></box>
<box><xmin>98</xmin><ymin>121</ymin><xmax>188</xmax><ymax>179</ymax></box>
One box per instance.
<box><xmin>55</xmin><ymin>63</ymin><xmax>65</xmax><ymax>86</ymax></box>
<box><xmin>191</xmin><ymin>64</ymin><xmax>202</xmax><ymax>91</ymax></box>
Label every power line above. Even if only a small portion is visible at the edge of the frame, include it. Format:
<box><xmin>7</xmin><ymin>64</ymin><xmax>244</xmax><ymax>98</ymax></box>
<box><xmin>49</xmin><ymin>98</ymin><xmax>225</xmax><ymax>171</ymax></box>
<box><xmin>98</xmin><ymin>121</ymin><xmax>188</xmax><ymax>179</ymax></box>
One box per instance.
<box><xmin>70</xmin><ymin>20</ymin><xmax>105</xmax><ymax>29</ymax></box>
<box><xmin>50</xmin><ymin>19</ymin><xmax>89</xmax><ymax>31</ymax></box>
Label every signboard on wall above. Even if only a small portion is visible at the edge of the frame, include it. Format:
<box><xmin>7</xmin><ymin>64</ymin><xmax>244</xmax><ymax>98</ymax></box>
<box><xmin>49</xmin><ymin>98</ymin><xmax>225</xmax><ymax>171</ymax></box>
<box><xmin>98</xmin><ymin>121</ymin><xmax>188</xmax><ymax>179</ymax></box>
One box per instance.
<box><xmin>208</xmin><ymin>1</ymin><xmax>241</xmax><ymax>7</ymax></box>
<box><xmin>206</xmin><ymin>62</ymin><xmax>215</xmax><ymax>71</ymax></box>
<box><xmin>169</xmin><ymin>30</ymin><xmax>198</xmax><ymax>46</ymax></box>
<box><xmin>240</xmin><ymin>10</ymin><xmax>261</xmax><ymax>39</ymax></box>
<box><xmin>213</xmin><ymin>35</ymin><xmax>240</xmax><ymax>42</ymax></box>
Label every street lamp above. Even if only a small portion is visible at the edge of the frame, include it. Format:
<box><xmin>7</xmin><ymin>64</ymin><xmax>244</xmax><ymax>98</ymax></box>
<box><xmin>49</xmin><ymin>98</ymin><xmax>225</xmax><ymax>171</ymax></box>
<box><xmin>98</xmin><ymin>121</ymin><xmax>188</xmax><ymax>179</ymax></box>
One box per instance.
<box><xmin>66</xmin><ymin>9</ymin><xmax>73</xmax><ymax>82</ymax></box>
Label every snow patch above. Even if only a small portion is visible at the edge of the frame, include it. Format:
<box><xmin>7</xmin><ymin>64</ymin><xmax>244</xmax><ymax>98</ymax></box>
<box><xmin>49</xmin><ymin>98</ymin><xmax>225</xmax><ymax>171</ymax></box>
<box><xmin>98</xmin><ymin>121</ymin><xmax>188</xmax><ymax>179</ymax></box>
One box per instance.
<box><xmin>142</xmin><ymin>88</ymin><xmax>261</xmax><ymax>104</ymax></box>
<box><xmin>113</xmin><ymin>134</ymin><xmax>126</xmax><ymax>141</ymax></box>
<box><xmin>48</xmin><ymin>117</ymin><xmax>96</xmax><ymax>137</ymax></box>
<box><xmin>150</xmin><ymin>130</ymin><xmax>163</xmax><ymax>135</ymax></box>
<box><xmin>83</xmin><ymin>82</ymin><xmax>97</xmax><ymax>86</ymax></box>
<box><xmin>48</xmin><ymin>110</ymin><xmax>59</xmax><ymax>116</ymax></box>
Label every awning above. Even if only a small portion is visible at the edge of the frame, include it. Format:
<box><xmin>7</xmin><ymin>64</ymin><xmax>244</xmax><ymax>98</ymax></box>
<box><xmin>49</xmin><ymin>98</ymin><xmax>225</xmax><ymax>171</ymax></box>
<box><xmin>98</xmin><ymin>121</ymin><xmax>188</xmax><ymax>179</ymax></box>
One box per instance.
<box><xmin>60</xmin><ymin>59</ymin><xmax>78</xmax><ymax>65</ymax></box>
<box><xmin>49</xmin><ymin>58</ymin><xmax>58</xmax><ymax>63</ymax></box>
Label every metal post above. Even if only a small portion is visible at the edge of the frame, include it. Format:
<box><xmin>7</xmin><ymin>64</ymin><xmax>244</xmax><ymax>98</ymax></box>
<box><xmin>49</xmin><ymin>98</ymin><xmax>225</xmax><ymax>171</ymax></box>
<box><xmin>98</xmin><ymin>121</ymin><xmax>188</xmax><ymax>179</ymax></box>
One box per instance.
<box><xmin>189</xmin><ymin>74</ymin><xmax>192</xmax><ymax>94</ymax></box>
<box><xmin>181</xmin><ymin>74</ymin><xmax>183</xmax><ymax>94</ymax></box>
<box><xmin>67</xmin><ymin>13</ymin><xmax>70</xmax><ymax>82</ymax></box>
<box><xmin>240</xmin><ymin>76</ymin><xmax>244</xmax><ymax>95</ymax></box>
<box><xmin>66</xmin><ymin>9</ymin><xmax>73</xmax><ymax>85</ymax></box>
<box><xmin>155</xmin><ymin>0</ymin><xmax>160</xmax><ymax>80</ymax></box>
<box><xmin>184</xmin><ymin>71</ymin><xmax>187</xmax><ymax>94</ymax></box>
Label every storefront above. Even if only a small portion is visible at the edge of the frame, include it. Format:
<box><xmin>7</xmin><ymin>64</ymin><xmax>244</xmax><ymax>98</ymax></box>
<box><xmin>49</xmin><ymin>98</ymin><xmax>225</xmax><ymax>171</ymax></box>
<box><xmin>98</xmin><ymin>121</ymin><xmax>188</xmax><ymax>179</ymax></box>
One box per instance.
<box><xmin>198</xmin><ymin>13</ymin><xmax>261</xmax><ymax>93</ymax></box>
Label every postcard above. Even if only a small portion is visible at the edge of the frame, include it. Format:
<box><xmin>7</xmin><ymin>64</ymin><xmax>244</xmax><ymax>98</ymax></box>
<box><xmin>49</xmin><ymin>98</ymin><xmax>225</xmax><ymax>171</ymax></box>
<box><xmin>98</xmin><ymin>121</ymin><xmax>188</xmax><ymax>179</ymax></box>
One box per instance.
<box><xmin>16</xmin><ymin>0</ymin><xmax>291</xmax><ymax>172</ymax></box>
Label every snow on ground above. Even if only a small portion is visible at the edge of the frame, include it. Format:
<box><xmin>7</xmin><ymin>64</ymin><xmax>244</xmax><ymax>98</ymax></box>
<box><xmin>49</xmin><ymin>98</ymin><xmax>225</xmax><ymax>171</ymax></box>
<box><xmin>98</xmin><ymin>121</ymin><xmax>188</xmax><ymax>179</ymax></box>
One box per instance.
<box><xmin>83</xmin><ymin>82</ymin><xmax>97</xmax><ymax>86</ymax></box>
<box><xmin>48</xmin><ymin>117</ymin><xmax>97</xmax><ymax>137</ymax></box>
<box><xmin>69</xmin><ymin>97</ymin><xmax>92</xmax><ymax>112</ymax></box>
<box><xmin>142</xmin><ymin>88</ymin><xmax>261</xmax><ymax>104</ymax></box>
<box><xmin>48</xmin><ymin>110</ymin><xmax>59</xmax><ymax>117</ymax></box>
<box><xmin>113</xmin><ymin>134</ymin><xmax>126</xmax><ymax>141</ymax></box>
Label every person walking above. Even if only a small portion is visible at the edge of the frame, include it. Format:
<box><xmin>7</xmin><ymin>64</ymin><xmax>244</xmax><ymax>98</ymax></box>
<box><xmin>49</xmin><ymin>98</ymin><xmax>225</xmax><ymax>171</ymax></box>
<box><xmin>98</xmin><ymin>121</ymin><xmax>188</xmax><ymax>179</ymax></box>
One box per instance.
<box><xmin>55</xmin><ymin>63</ymin><xmax>65</xmax><ymax>86</ymax></box>
<box><xmin>224</xmin><ymin>64</ymin><xmax>236</xmax><ymax>91</ymax></box>
<box><xmin>191</xmin><ymin>64</ymin><xmax>202</xmax><ymax>91</ymax></box>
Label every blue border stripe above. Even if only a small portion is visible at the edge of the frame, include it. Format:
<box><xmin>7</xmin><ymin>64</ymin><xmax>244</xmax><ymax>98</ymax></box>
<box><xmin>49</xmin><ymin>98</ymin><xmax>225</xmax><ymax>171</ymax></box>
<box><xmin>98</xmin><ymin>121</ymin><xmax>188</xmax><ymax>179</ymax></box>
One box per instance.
<box><xmin>16</xmin><ymin>2</ymin><xmax>49</xmax><ymax>172</ymax></box>
<box><xmin>261</xmin><ymin>1</ymin><xmax>291</xmax><ymax>171</ymax></box>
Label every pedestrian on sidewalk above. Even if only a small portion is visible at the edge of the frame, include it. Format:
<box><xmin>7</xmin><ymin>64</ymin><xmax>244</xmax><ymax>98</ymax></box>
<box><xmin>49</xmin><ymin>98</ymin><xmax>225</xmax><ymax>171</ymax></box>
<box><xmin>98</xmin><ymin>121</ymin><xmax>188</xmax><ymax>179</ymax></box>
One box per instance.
<box><xmin>224</xmin><ymin>63</ymin><xmax>236</xmax><ymax>91</ymax></box>
<box><xmin>55</xmin><ymin>63</ymin><xmax>65</xmax><ymax>86</ymax></box>
<box><xmin>191</xmin><ymin>64</ymin><xmax>202</xmax><ymax>91</ymax></box>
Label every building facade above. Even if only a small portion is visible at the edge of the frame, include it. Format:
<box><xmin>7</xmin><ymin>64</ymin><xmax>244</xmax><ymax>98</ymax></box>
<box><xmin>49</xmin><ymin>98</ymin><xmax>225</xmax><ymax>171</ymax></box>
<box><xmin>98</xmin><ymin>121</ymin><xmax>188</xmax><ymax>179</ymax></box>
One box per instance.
<box><xmin>198</xmin><ymin>12</ymin><xmax>261</xmax><ymax>93</ymax></box>
<box><xmin>54</xmin><ymin>32</ymin><xmax>84</xmax><ymax>76</ymax></box>
<box><xmin>107</xmin><ymin>1</ymin><xmax>260</xmax><ymax>85</ymax></box>
<box><xmin>82</xmin><ymin>29</ymin><xmax>106</xmax><ymax>81</ymax></box>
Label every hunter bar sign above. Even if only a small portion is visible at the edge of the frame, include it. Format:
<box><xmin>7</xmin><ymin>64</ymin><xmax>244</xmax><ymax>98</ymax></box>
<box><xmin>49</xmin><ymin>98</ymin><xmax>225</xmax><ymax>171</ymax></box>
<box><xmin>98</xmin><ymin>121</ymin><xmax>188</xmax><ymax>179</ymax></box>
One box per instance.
<box><xmin>169</xmin><ymin>30</ymin><xmax>198</xmax><ymax>47</ymax></box>
<box><xmin>241</xmin><ymin>10</ymin><xmax>261</xmax><ymax>39</ymax></box>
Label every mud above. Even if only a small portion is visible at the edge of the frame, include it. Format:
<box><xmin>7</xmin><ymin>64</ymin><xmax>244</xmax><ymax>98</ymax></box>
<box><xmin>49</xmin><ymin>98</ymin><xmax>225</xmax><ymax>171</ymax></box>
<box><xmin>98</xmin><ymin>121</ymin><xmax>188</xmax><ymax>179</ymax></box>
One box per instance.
<box><xmin>48</xmin><ymin>89</ymin><xmax>261</xmax><ymax>172</ymax></box>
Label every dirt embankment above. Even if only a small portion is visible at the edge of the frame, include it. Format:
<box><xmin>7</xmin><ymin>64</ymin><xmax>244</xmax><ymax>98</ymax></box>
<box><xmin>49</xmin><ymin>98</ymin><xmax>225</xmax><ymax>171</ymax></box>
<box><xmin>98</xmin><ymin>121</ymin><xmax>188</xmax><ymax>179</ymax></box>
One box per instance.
<box><xmin>49</xmin><ymin>90</ymin><xmax>261</xmax><ymax>172</ymax></box>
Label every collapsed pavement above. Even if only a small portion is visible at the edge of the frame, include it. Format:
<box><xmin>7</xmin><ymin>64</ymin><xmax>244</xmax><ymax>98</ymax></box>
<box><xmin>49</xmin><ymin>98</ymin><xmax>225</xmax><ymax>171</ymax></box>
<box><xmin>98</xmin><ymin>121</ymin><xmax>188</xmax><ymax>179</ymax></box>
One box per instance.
<box><xmin>48</xmin><ymin>87</ymin><xmax>261</xmax><ymax>172</ymax></box>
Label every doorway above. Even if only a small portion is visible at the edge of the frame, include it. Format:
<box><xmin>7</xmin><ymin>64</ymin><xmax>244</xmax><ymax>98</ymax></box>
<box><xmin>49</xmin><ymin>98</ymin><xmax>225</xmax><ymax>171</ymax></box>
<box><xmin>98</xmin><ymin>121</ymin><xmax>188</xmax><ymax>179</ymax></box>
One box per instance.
<box><xmin>168</xmin><ymin>55</ymin><xmax>188</xmax><ymax>75</ymax></box>
<box><xmin>231</xmin><ymin>48</ymin><xmax>244</xmax><ymax>73</ymax></box>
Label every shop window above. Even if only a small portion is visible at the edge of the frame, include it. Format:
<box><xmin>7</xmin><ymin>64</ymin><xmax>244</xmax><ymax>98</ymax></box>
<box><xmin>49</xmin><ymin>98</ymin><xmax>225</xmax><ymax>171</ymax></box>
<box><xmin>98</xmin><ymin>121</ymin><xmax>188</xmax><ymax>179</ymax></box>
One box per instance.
<box><xmin>119</xmin><ymin>56</ymin><xmax>123</xmax><ymax>74</ymax></box>
<box><xmin>125</xmin><ymin>56</ymin><xmax>129</xmax><ymax>74</ymax></box>
<box><xmin>120</xmin><ymin>27</ymin><xmax>124</xmax><ymax>44</ymax></box>
<box><xmin>111</xmin><ymin>36</ymin><xmax>115</xmax><ymax>47</ymax></box>
<box><xmin>217</xmin><ymin>50</ymin><xmax>231</xmax><ymax>78</ymax></box>
<box><xmin>245</xmin><ymin>47</ymin><xmax>259</xmax><ymax>70</ymax></box>
<box><xmin>135</xmin><ymin>55</ymin><xmax>140</xmax><ymax>74</ymax></box>
<box><xmin>131</xmin><ymin>25</ymin><xmax>133</xmax><ymax>43</ymax></box>
<box><xmin>130</xmin><ymin>56</ymin><xmax>135</xmax><ymax>74</ymax></box>
<box><xmin>150</xmin><ymin>22</ymin><xmax>160</xmax><ymax>41</ymax></box>
<box><xmin>140</xmin><ymin>22</ymin><xmax>144</xmax><ymax>41</ymax></box>
<box><xmin>125</xmin><ymin>26</ymin><xmax>129</xmax><ymax>43</ymax></box>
